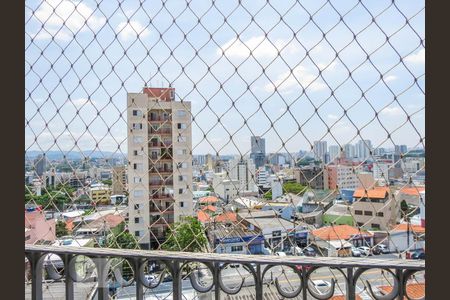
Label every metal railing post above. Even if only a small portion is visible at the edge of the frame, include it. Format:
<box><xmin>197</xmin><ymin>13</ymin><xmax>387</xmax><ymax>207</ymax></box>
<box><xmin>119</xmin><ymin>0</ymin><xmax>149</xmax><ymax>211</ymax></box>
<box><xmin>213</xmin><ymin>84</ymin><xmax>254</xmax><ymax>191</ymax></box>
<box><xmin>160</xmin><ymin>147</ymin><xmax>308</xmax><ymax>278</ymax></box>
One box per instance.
<box><xmin>255</xmin><ymin>264</ymin><xmax>263</xmax><ymax>300</ymax></box>
<box><xmin>133</xmin><ymin>258</ymin><xmax>144</xmax><ymax>300</ymax></box>
<box><xmin>396</xmin><ymin>269</ymin><xmax>404</xmax><ymax>300</ymax></box>
<box><xmin>29</xmin><ymin>252</ymin><xmax>43</xmax><ymax>300</ymax></box>
<box><xmin>172</xmin><ymin>260</ymin><xmax>182</xmax><ymax>300</ymax></box>
<box><xmin>63</xmin><ymin>254</ymin><xmax>74</xmax><ymax>300</ymax></box>
<box><xmin>213</xmin><ymin>262</ymin><xmax>221</xmax><ymax>300</ymax></box>
<box><xmin>94</xmin><ymin>257</ymin><xmax>109</xmax><ymax>300</ymax></box>
<box><xmin>347</xmin><ymin>267</ymin><xmax>356</xmax><ymax>300</ymax></box>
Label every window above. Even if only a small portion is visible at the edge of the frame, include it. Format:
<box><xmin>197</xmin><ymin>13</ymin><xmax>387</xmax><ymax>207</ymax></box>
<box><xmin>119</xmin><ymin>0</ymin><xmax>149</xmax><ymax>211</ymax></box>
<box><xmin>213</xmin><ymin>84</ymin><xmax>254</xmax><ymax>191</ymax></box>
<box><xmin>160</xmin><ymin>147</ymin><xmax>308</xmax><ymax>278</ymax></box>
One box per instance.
<box><xmin>177</xmin><ymin>136</ymin><xmax>187</xmax><ymax>142</ymax></box>
<box><xmin>179</xmin><ymin>175</ymin><xmax>187</xmax><ymax>181</ymax></box>
<box><xmin>231</xmin><ymin>246</ymin><xmax>243</xmax><ymax>252</ymax></box>
<box><xmin>166</xmin><ymin>202</ymin><xmax>171</xmax><ymax>208</ymax></box>
<box><xmin>371</xmin><ymin>223</ymin><xmax>381</xmax><ymax>229</ymax></box>
<box><xmin>133</xmin><ymin>136</ymin><xmax>143</xmax><ymax>144</ymax></box>
<box><xmin>132</xmin><ymin>123</ymin><xmax>143</xmax><ymax>130</ymax></box>
<box><xmin>354</xmin><ymin>210</ymin><xmax>363</xmax><ymax>215</ymax></box>
<box><xmin>180</xmin><ymin>201</ymin><xmax>184</xmax><ymax>208</ymax></box>
<box><xmin>179</xmin><ymin>188</ymin><xmax>184</xmax><ymax>194</ymax></box>
<box><xmin>133</xmin><ymin>190</ymin><xmax>144</xmax><ymax>197</ymax></box>
<box><xmin>170</xmin><ymin>89</ymin><xmax>175</xmax><ymax>100</ymax></box>
<box><xmin>364</xmin><ymin>211</ymin><xmax>373</xmax><ymax>216</ymax></box>
<box><xmin>357</xmin><ymin>222</ymin><xmax>364</xmax><ymax>227</ymax></box>
<box><xmin>177</xmin><ymin>110</ymin><xmax>187</xmax><ymax>117</ymax></box>
<box><xmin>133</xmin><ymin>177</ymin><xmax>142</xmax><ymax>183</ymax></box>
<box><xmin>133</xmin><ymin>150</ymin><xmax>138</xmax><ymax>156</ymax></box>
<box><xmin>177</xmin><ymin>123</ymin><xmax>187</xmax><ymax>129</ymax></box>
<box><xmin>376</xmin><ymin>212</ymin><xmax>384</xmax><ymax>217</ymax></box>
<box><xmin>176</xmin><ymin>149</ymin><xmax>188</xmax><ymax>155</ymax></box>
<box><xmin>133</xmin><ymin>163</ymin><xmax>143</xmax><ymax>171</ymax></box>
<box><xmin>134</xmin><ymin>204</ymin><xmax>140</xmax><ymax>210</ymax></box>
<box><xmin>132</xmin><ymin>110</ymin><xmax>142</xmax><ymax>117</ymax></box>
<box><xmin>134</xmin><ymin>231</ymin><xmax>140</xmax><ymax>237</ymax></box>
<box><xmin>177</xmin><ymin>162</ymin><xmax>188</xmax><ymax>169</ymax></box>
<box><xmin>134</xmin><ymin>217</ymin><xmax>140</xmax><ymax>224</ymax></box>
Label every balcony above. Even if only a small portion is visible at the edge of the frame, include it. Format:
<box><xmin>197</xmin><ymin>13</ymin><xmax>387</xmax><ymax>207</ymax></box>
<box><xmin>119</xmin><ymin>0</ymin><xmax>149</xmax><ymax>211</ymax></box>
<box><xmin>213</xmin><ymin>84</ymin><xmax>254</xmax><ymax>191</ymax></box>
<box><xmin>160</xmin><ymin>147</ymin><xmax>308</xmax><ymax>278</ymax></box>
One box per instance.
<box><xmin>149</xmin><ymin>128</ymin><xmax>172</xmax><ymax>135</ymax></box>
<box><xmin>25</xmin><ymin>244</ymin><xmax>424</xmax><ymax>300</ymax></box>
<box><xmin>149</xmin><ymin>167</ymin><xmax>174</xmax><ymax>174</ymax></box>
<box><xmin>149</xmin><ymin>179</ymin><xmax>173</xmax><ymax>187</ymax></box>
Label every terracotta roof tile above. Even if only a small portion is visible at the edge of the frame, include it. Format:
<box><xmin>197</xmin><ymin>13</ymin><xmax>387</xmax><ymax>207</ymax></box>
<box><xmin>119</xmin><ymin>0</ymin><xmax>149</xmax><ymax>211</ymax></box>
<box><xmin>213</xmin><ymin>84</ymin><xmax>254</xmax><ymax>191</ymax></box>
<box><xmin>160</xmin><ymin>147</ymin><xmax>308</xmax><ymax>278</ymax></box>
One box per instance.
<box><xmin>199</xmin><ymin>196</ymin><xmax>219</xmax><ymax>203</ymax></box>
<box><xmin>214</xmin><ymin>212</ymin><xmax>237</xmax><ymax>223</ymax></box>
<box><xmin>378</xmin><ymin>283</ymin><xmax>425</xmax><ymax>299</ymax></box>
<box><xmin>353</xmin><ymin>186</ymin><xmax>389</xmax><ymax>199</ymax></box>
<box><xmin>201</xmin><ymin>205</ymin><xmax>217</xmax><ymax>212</ymax></box>
<box><xmin>399</xmin><ymin>187</ymin><xmax>425</xmax><ymax>196</ymax></box>
<box><xmin>197</xmin><ymin>211</ymin><xmax>211</xmax><ymax>223</ymax></box>
<box><xmin>312</xmin><ymin>225</ymin><xmax>372</xmax><ymax>241</ymax></box>
<box><xmin>392</xmin><ymin>223</ymin><xmax>425</xmax><ymax>234</ymax></box>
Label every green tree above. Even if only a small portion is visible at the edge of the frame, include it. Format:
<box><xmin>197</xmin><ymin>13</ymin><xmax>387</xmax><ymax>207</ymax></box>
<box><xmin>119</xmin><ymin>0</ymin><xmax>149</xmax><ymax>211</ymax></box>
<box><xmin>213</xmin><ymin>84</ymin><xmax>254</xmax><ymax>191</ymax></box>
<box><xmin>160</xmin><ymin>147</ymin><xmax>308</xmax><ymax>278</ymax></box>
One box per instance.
<box><xmin>400</xmin><ymin>200</ymin><xmax>410</xmax><ymax>222</ymax></box>
<box><xmin>55</xmin><ymin>220</ymin><xmax>68</xmax><ymax>237</ymax></box>
<box><xmin>162</xmin><ymin>217</ymin><xmax>208</xmax><ymax>252</ymax></box>
<box><xmin>107</xmin><ymin>222</ymin><xmax>138</xmax><ymax>249</ymax></box>
<box><xmin>101</xmin><ymin>179</ymin><xmax>112</xmax><ymax>186</ymax></box>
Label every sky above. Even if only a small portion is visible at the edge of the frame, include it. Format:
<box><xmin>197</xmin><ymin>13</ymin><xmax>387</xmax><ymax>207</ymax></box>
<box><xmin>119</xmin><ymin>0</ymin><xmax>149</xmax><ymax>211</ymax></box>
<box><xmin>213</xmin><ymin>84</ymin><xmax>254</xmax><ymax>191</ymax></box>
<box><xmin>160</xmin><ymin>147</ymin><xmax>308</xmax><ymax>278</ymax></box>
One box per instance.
<box><xmin>25</xmin><ymin>0</ymin><xmax>425</xmax><ymax>157</ymax></box>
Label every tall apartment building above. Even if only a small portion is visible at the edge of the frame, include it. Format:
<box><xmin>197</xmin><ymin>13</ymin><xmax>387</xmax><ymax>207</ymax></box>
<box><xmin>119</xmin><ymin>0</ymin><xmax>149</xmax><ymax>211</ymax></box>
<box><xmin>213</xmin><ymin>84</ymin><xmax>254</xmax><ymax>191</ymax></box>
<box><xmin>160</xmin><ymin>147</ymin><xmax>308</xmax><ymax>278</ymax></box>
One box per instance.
<box><xmin>356</xmin><ymin>139</ymin><xmax>373</xmax><ymax>161</ymax></box>
<box><xmin>326</xmin><ymin>163</ymin><xmax>363</xmax><ymax>190</ymax></box>
<box><xmin>34</xmin><ymin>154</ymin><xmax>46</xmax><ymax>177</ymax></box>
<box><xmin>127</xmin><ymin>87</ymin><xmax>193</xmax><ymax>249</ymax></box>
<box><xmin>228</xmin><ymin>157</ymin><xmax>257</xmax><ymax>193</ymax></box>
<box><xmin>343</xmin><ymin>144</ymin><xmax>356</xmax><ymax>159</ymax></box>
<box><xmin>328</xmin><ymin>145</ymin><xmax>340</xmax><ymax>163</ymax></box>
<box><xmin>294</xmin><ymin>166</ymin><xmax>328</xmax><ymax>190</ymax></box>
<box><xmin>112</xmin><ymin>165</ymin><xmax>127</xmax><ymax>195</ymax></box>
<box><xmin>313</xmin><ymin>141</ymin><xmax>327</xmax><ymax>163</ymax></box>
<box><xmin>250</xmin><ymin>136</ymin><xmax>266</xmax><ymax>169</ymax></box>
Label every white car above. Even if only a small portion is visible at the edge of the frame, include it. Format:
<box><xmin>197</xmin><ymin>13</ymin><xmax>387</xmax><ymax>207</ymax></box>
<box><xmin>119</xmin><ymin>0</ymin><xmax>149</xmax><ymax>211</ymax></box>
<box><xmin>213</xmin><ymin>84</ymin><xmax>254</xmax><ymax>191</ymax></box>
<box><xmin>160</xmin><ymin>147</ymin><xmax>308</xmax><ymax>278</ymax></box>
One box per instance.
<box><xmin>357</xmin><ymin>246</ymin><xmax>372</xmax><ymax>256</ymax></box>
<box><xmin>351</xmin><ymin>247</ymin><xmax>362</xmax><ymax>257</ymax></box>
<box><xmin>290</xmin><ymin>246</ymin><xmax>304</xmax><ymax>256</ymax></box>
<box><xmin>276</xmin><ymin>252</ymin><xmax>287</xmax><ymax>257</ymax></box>
<box><xmin>311</xmin><ymin>280</ymin><xmax>331</xmax><ymax>294</ymax></box>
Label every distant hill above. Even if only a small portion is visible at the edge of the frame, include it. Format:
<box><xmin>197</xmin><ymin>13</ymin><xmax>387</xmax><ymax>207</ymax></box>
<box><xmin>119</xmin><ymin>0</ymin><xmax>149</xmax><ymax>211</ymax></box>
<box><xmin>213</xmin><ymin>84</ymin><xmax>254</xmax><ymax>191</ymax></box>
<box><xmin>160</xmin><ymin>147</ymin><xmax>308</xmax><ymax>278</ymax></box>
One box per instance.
<box><xmin>25</xmin><ymin>150</ymin><xmax>127</xmax><ymax>160</ymax></box>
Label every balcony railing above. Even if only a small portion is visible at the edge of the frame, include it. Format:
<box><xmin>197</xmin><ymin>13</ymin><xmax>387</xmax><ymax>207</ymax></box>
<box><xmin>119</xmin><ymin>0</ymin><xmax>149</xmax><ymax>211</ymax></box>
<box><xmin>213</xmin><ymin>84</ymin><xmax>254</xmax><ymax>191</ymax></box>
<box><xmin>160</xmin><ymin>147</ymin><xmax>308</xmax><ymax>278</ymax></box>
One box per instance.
<box><xmin>25</xmin><ymin>244</ymin><xmax>424</xmax><ymax>300</ymax></box>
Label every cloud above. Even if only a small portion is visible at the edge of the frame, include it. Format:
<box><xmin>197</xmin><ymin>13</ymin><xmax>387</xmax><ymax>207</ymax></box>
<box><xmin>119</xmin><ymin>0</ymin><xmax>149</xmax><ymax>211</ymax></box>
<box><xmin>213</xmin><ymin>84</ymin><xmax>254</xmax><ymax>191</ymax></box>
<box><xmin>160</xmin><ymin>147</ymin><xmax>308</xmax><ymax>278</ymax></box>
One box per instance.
<box><xmin>116</xmin><ymin>21</ymin><xmax>150</xmax><ymax>41</ymax></box>
<box><xmin>327</xmin><ymin>114</ymin><xmax>339</xmax><ymax>120</ymax></box>
<box><xmin>31</xmin><ymin>0</ymin><xmax>106</xmax><ymax>41</ymax></box>
<box><xmin>380</xmin><ymin>106</ymin><xmax>403</xmax><ymax>117</ymax></box>
<box><xmin>404</xmin><ymin>49</ymin><xmax>425</xmax><ymax>64</ymax></box>
<box><xmin>384</xmin><ymin>75</ymin><xmax>397</xmax><ymax>82</ymax></box>
<box><xmin>71</xmin><ymin>98</ymin><xmax>97</xmax><ymax>108</ymax></box>
<box><xmin>264</xmin><ymin>66</ymin><xmax>327</xmax><ymax>93</ymax></box>
<box><xmin>217</xmin><ymin>36</ymin><xmax>300</xmax><ymax>59</ymax></box>
<box><xmin>317</xmin><ymin>61</ymin><xmax>337</xmax><ymax>71</ymax></box>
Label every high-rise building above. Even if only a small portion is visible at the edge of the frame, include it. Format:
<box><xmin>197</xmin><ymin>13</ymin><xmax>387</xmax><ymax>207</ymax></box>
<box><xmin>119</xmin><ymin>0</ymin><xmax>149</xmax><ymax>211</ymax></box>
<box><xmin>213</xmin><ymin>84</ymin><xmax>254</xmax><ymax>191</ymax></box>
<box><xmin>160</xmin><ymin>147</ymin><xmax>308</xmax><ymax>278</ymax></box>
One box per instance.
<box><xmin>356</xmin><ymin>140</ymin><xmax>372</xmax><ymax>161</ymax></box>
<box><xmin>343</xmin><ymin>144</ymin><xmax>355</xmax><ymax>159</ymax></box>
<box><xmin>112</xmin><ymin>165</ymin><xmax>127</xmax><ymax>195</ymax></box>
<box><xmin>34</xmin><ymin>154</ymin><xmax>46</xmax><ymax>177</ymax></box>
<box><xmin>395</xmin><ymin>145</ymin><xmax>408</xmax><ymax>155</ymax></box>
<box><xmin>328</xmin><ymin>145</ymin><xmax>340</xmax><ymax>162</ymax></box>
<box><xmin>127</xmin><ymin>87</ymin><xmax>193</xmax><ymax>249</ymax></box>
<box><xmin>228</xmin><ymin>157</ymin><xmax>257</xmax><ymax>192</ymax></box>
<box><xmin>313</xmin><ymin>141</ymin><xmax>327</xmax><ymax>162</ymax></box>
<box><xmin>250</xmin><ymin>136</ymin><xmax>266</xmax><ymax>168</ymax></box>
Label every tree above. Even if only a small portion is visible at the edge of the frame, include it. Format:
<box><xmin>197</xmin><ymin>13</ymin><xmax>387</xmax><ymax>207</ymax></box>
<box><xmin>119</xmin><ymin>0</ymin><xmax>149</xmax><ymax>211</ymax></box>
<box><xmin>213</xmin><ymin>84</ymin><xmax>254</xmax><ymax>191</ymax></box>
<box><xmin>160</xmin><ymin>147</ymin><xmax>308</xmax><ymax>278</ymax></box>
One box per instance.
<box><xmin>56</xmin><ymin>220</ymin><xmax>68</xmax><ymax>237</ymax></box>
<box><xmin>263</xmin><ymin>182</ymin><xmax>307</xmax><ymax>199</ymax></box>
<box><xmin>400</xmin><ymin>200</ymin><xmax>410</xmax><ymax>222</ymax></box>
<box><xmin>102</xmin><ymin>179</ymin><xmax>112</xmax><ymax>186</ymax></box>
<box><xmin>107</xmin><ymin>222</ymin><xmax>138</xmax><ymax>249</ymax></box>
<box><xmin>162</xmin><ymin>217</ymin><xmax>208</xmax><ymax>252</ymax></box>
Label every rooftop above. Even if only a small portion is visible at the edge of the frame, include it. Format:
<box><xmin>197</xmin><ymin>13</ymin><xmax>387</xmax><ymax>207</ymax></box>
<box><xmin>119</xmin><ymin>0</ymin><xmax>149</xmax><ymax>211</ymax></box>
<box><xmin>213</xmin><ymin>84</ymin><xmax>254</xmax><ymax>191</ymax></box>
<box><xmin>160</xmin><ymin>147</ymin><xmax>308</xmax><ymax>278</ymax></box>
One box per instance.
<box><xmin>312</xmin><ymin>225</ymin><xmax>372</xmax><ymax>241</ymax></box>
<box><xmin>324</xmin><ymin>204</ymin><xmax>352</xmax><ymax>216</ymax></box>
<box><xmin>353</xmin><ymin>186</ymin><xmax>390</xmax><ymax>199</ymax></box>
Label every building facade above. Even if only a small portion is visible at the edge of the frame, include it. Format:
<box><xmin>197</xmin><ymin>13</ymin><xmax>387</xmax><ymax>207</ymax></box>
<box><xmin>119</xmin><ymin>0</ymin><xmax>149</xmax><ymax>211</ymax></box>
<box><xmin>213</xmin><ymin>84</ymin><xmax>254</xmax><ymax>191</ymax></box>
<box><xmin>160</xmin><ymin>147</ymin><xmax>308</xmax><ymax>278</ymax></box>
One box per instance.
<box><xmin>313</xmin><ymin>141</ymin><xmax>327</xmax><ymax>162</ymax></box>
<box><xmin>127</xmin><ymin>87</ymin><xmax>193</xmax><ymax>249</ymax></box>
<box><xmin>112</xmin><ymin>165</ymin><xmax>127</xmax><ymax>195</ymax></box>
<box><xmin>250</xmin><ymin>136</ymin><xmax>266</xmax><ymax>169</ymax></box>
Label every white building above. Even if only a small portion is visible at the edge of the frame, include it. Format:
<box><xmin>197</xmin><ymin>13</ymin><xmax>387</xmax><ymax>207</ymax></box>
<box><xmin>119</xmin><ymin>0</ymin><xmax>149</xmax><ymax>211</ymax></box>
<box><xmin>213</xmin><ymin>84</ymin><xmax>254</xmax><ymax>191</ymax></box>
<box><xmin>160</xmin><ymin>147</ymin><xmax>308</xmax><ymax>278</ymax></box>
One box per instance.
<box><xmin>256</xmin><ymin>169</ymin><xmax>269</xmax><ymax>186</ymax></box>
<box><xmin>419</xmin><ymin>190</ymin><xmax>425</xmax><ymax>227</ymax></box>
<box><xmin>372</xmin><ymin>160</ymin><xmax>392</xmax><ymax>184</ymax></box>
<box><xmin>313</xmin><ymin>141</ymin><xmax>327</xmax><ymax>162</ymax></box>
<box><xmin>228</xmin><ymin>157</ymin><xmax>258</xmax><ymax>193</ymax></box>
<box><xmin>344</xmin><ymin>144</ymin><xmax>356</xmax><ymax>159</ymax></box>
<box><xmin>212</xmin><ymin>172</ymin><xmax>239</xmax><ymax>202</ymax></box>
<box><xmin>127</xmin><ymin>87</ymin><xmax>193</xmax><ymax>249</ymax></box>
<box><xmin>328</xmin><ymin>145</ymin><xmax>340</xmax><ymax>162</ymax></box>
<box><xmin>356</xmin><ymin>139</ymin><xmax>373</xmax><ymax>161</ymax></box>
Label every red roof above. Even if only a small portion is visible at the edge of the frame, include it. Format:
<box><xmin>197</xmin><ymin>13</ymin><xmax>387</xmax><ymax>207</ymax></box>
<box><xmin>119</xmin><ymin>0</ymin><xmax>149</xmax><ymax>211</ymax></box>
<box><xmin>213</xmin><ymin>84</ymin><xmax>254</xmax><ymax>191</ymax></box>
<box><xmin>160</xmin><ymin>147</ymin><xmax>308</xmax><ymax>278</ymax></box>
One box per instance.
<box><xmin>197</xmin><ymin>211</ymin><xmax>211</xmax><ymax>223</ymax></box>
<box><xmin>378</xmin><ymin>283</ymin><xmax>425</xmax><ymax>299</ymax></box>
<box><xmin>399</xmin><ymin>187</ymin><xmax>425</xmax><ymax>196</ymax></box>
<box><xmin>312</xmin><ymin>225</ymin><xmax>372</xmax><ymax>241</ymax></box>
<box><xmin>201</xmin><ymin>205</ymin><xmax>217</xmax><ymax>213</ymax></box>
<box><xmin>354</xmin><ymin>187</ymin><xmax>389</xmax><ymax>199</ymax></box>
<box><xmin>214</xmin><ymin>212</ymin><xmax>237</xmax><ymax>223</ymax></box>
<box><xmin>199</xmin><ymin>196</ymin><xmax>219</xmax><ymax>204</ymax></box>
<box><xmin>392</xmin><ymin>223</ymin><xmax>425</xmax><ymax>234</ymax></box>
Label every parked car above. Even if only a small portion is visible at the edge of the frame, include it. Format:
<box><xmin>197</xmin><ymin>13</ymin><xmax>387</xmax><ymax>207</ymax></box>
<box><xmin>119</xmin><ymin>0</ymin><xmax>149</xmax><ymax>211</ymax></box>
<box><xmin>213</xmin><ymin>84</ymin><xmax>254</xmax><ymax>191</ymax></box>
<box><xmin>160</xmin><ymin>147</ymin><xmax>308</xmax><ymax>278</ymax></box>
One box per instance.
<box><xmin>411</xmin><ymin>251</ymin><xmax>425</xmax><ymax>260</ymax></box>
<box><xmin>276</xmin><ymin>251</ymin><xmax>287</xmax><ymax>257</ymax></box>
<box><xmin>290</xmin><ymin>246</ymin><xmax>304</xmax><ymax>256</ymax></box>
<box><xmin>310</xmin><ymin>280</ymin><xmax>331</xmax><ymax>294</ymax></box>
<box><xmin>143</xmin><ymin>274</ymin><xmax>157</xmax><ymax>284</ymax></box>
<box><xmin>303</xmin><ymin>247</ymin><xmax>316</xmax><ymax>257</ymax></box>
<box><xmin>373</xmin><ymin>244</ymin><xmax>389</xmax><ymax>255</ymax></box>
<box><xmin>351</xmin><ymin>247</ymin><xmax>362</xmax><ymax>257</ymax></box>
<box><xmin>357</xmin><ymin>246</ymin><xmax>372</xmax><ymax>256</ymax></box>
